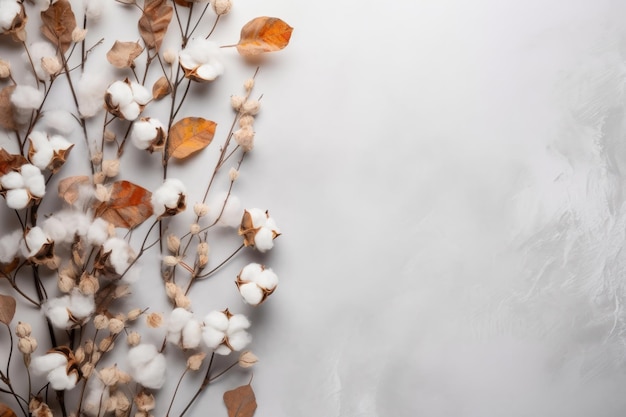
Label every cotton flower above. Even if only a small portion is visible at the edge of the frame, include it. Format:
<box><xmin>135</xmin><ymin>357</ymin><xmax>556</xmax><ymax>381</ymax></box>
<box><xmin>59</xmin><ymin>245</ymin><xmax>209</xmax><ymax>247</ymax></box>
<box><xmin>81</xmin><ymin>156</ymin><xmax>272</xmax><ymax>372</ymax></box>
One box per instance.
<box><xmin>104</xmin><ymin>79</ymin><xmax>150</xmax><ymax>121</ymax></box>
<box><xmin>239</xmin><ymin>208</ymin><xmax>281</xmax><ymax>252</ymax></box>
<box><xmin>30</xmin><ymin>348</ymin><xmax>80</xmax><ymax>390</ymax></box>
<box><xmin>236</xmin><ymin>263</ymin><xmax>278</xmax><ymax>306</ymax></box>
<box><xmin>77</xmin><ymin>71</ymin><xmax>109</xmax><ymax>118</ymax></box>
<box><xmin>179</xmin><ymin>39</ymin><xmax>224</xmax><ymax>82</ymax></box>
<box><xmin>151</xmin><ymin>178</ymin><xmax>186</xmax><ymax>218</ymax></box>
<box><xmin>127</xmin><ymin>344</ymin><xmax>166</xmax><ymax>389</ymax></box>
<box><xmin>44</xmin><ymin>289</ymin><xmax>95</xmax><ymax>328</ymax></box>
<box><xmin>101</xmin><ymin>237</ymin><xmax>134</xmax><ymax>275</ymax></box>
<box><xmin>202</xmin><ymin>309</ymin><xmax>251</xmax><ymax>355</ymax></box>
<box><xmin>130</xmin><ymin>117</ymin><xmax>166</xmax><ymax>152</ymax></box>
<box><xmin>167</xmin><ymin>308</ymin><xmax>203</xmax><ymax>349</ymax></box>
<box><xmin>28</xmin><ymin>131</ymin><xmax>73</xmax><ymax>172</ymax></box>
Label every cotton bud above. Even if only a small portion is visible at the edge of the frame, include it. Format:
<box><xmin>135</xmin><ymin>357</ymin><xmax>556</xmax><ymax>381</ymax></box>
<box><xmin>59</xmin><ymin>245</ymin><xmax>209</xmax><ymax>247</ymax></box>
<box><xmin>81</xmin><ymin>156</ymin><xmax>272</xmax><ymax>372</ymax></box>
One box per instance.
<box><xmin>18</xmin><ymin>336</ymin><xmax>38</xmax><ymax>354</ymax></box>
<box><xmin>16</xmin><ymin>322</ymin><xmax>32</xmax><ymax>338</ymax></box>
<box><xmin>233</xmin><ymin>126</ymin><xmax>254</xmax><ymax>152</ymax></box>
<box><xmin>127</xmin><ymin>308</ymin><xmax>142</xmax><ymax>321</ymax></box>
<box><xmin>174</xmin><ymin>293</ymin><xmax>191</xmax><ymax>309</ymax></box>
<box><xmin>79</xmin><ymin>274</ymin><xmax>99</xmax><ymax>295</ymax></box>
<box><xmin>93</xmin><ymin>314</ymin><xmax>109</xmax><ymax>330</ymax></box>
<box><xmin>190</xmin><ymin>223</ymin><xmax>201</xmax><ymax>235</ymax></box>
<box><xmin>146</xmin><ymin>312</ymin><xmax>163</xmax><ymax>328</ymax></box>
<box><xmin>99</xmin><ymin>366</ymin><xmax>119</xmax><ymax>386</ymax></box>
<box><xmin>74</xmin><ymin>347</ymin><xmax>85</xmax><ymax>363</ymax></box>
<box><xmin>0</xmin><ymin>59</ymin><xmax>10</xmax><ymax>78</ymax></box>
<box><xmin>228</xmin><ymin>167</ymin><xmax>239</xmax><ymax>181</ymax></box>
<box><xmin>243</xmin><ymin>78</ymin><xmax>255</xmax><ymax>91</ymax></box>
<box><xmin>99</xmin><ymin>336</ymin><xmax>115</xmax><ymax>352</ymax></box>
<box><xmin>165</xmin><ymin>282</ymin><xmax>178</xmax><ymax>300</ymax></box>
<box><xmin>231</xmin><ymin>95</ymin><xmax>245</xmax><ymax>111</ymax></box>
<box><xmin>238</xmin><ymin>351</ymin><xmax>258</xmax><ymax>368</ymax></box>
<box><xmin>58</xmin><ymin>273</ymin><xmax>75</xmax><ymax>293</ymax></box>
<box><xmin>108</xmin><ymin>318</ymin><xmax>125</xmax><ymax>334</ymax></box>
<box><xmin>102</xmin><ymin>159</ymin><xmax>120</xmax><ymax>178</ymax></box>
<box><xmin>104</xmin><ymin>79</ymin><xmax>150</xmax><ymax>121</ymax></box>
<box><xmin>134</xmin><ymin>391</ymin><xmax>155</xmax><ymax>412</ymax></box>
<box><xmin>211</xmin><ymin>0</ymin><xmax>232</xmax><ymax>15</ymax></box>
<box><xmin>163</xmin><ymin>256</ymin><xmax>179</xmax><ymax>267</ymax></box>
<box><xmin>242</xmin><ymin>99</ymin><xmax>261</xmax><ymax>115</ymax></box>
<box><xmin>127</xmin><ymin>331</ymin><xmax>141</xmax><ymax>346</ymax></box>
<box><xmin>104</xmin><ymin>130</ymin><xmax>116</xmax><ymax>142</ymax></box>
<box><xmin>116</xmin><ymin>369</ymin><xmax>132</xmax><ymax>384</ymax></box>
<box><xmin>130</xmin><ymin>118</ymin><xmax>166</xmax><ymax>152</ymax></box>
<box><xmin>72</xmin><ymin>27</ymin><xmax>87</xmax><ymax>43</ymax></box>
<box><xmin>41</xmin><ymin>56</ymin><xmax>62</xmax><ymax>76</ymax></box>
<box><xmin>84</xmin><ymin>340</ymin><xmax>94</xmax><ymax>355</ymax></box>
<box><xmin>163</xmin><ymin>48</ymin><xmax>177</xmax><ymax>65</ymax></box>
<box><xmin>81</xmin><ymin>363</ymin><xmax>94</xmax><ymax>377</ymax></box>
<box><xmin>29</xmin><ymin>398</ymin><xmax>53</xmax><ymax>417</ymax></box>
<box><xmin>167</xmin><ymin>235</ymin><xmax>180</xmax><ymax>253</ymax></box>
<box><xmin>197</xmin><ymin>242</ymin><xmax>209</xmax><ymax>257</ymax></box>
<box><xmin>193</xmin><ymin>202</ymin><xmax>209</xmax><ymax>217</ymax></box>
<box><xmin>93</xmin><ymin>171</ymin><xmax>105</xmax><ymax>184</ymax></box>
<box><xmin>239</xmin><ymin>114</ymin><xmax>254</xmax><ymax>128</ymax></box>
<box><xmin>186</xmin><ymin>352</ymin><xmax>206</xmax><ymax>371</ymax></box>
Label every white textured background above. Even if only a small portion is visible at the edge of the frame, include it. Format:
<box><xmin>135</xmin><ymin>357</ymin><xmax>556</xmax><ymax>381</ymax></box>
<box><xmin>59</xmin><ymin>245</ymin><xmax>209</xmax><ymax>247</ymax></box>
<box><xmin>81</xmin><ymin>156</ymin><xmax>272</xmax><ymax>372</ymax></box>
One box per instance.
<box><xmin>4</xmin><ymin>0</ymin><xmax>626</xmax><ymax>416</ymax></box>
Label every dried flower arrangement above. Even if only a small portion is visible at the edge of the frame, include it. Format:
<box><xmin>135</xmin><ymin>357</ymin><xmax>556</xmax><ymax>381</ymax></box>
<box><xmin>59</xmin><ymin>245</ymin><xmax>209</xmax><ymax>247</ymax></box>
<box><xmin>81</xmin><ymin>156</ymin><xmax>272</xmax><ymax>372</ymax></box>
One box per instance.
<box><xmin>0</xmin><ymin>1</ymin><xmax>292</xmax><ymax>416</ymax></box>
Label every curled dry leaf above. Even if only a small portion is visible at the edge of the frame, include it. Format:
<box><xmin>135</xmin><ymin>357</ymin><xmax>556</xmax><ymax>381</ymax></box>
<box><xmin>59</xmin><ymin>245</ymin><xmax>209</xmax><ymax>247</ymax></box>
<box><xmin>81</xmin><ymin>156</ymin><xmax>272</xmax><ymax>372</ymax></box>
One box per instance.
<box><xmin>167</xmin><ymin>117</ymin><xmax>216</xmax><ymax>160</ymax></box>
<box><xmin>0</xmin><ymin>403</ymin><xmax>17</xmax><ymax>417</ymax></box>
<box><xmin>236</xmin><ymin>17</ymin><xmax>293</xmax><ymax>57</ymax></box>
<box><xmin>57</xmin><ymin>175</ymin><xmax>91</xmax><ymax>205</ymax></box>
<box><xmin>94</xmin><ymin>180</ymin><xmax>153</xmax><ymax>228</ymax></box>
<box><xmin>0</xmin><ymin>148</ymin><xmax>28</xmax><ymax>176</ymax></box>
<box><xmin>152</xmin><ymin>76</ymin><xmax>171</xmax><ymax>100</ymax></box>
<box><xmin>0</xmin><ymin>294</ymin><xmax>17</xmax><ymax>325</ymax></box>
<box><xmin>223</xmin><ymin>384</ymin><xmax>257</xmax><ymax>417</ymax></box>
<box><xmin>106</xmin><ymin>41</ymin><xmax>144</xmax><ymax>69</ymax></box>
<box><xmin>138</xmin><ymin>0</ymin><xmax>173</xmax><ymax>51</ymax></box>
<box><xmin>40</xmin><ymin>0</ymin><xmax>77</xmax><ymax>54</ymax></box>
<box><xmin>0</xmin><ymin>86</ymin><xmax>17</xmax><ymax>131</ymax></box>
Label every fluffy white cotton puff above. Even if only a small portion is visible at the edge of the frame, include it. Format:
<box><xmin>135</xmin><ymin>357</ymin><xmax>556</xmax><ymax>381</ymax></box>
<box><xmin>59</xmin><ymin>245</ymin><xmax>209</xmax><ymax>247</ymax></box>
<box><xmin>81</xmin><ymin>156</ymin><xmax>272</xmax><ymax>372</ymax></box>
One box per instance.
<box><xmin>5</xmin><ymin>189</ymin><xmax>29</xmax><ymax>209</ymax></box>
<box><xmin>84</xmin><ymin>0</ymin><xmax>104</xmax><ymax>19</ymax></box>
<box><xmin>20</xmin><ymin>164</ymin><xmax>45</xmax><ymax>197</ymax></box>
<box><xmin>240</xmin><ymin>208</ymin><xmax>281</xmax><ymax>253</ymax></box>
<box><xmin>77</xmin><ymin>71</ymin><xmax>109</xmax><ymax>118</ymax></box>
<box><xmin>87</xmin><ymin>218</ymin><xmax>111</xmax><ymax>246</ymax></box>
<box><xmin>43</xmin><ymin>110</ymin><xmax>75</xmax><ymax>135</ymax></box>
<box><xmin>238</xmin><ymin>283</ymin><xmax>264</xmax><ymax>306</ymax></box>
<box><xmin>237</xmin><ymin>263</ymin><xmax>278</xmax><ymax>305</ymax></box>
<box><xmin>0</xmin><ymin>0</ymin><xmax>21</xmax><ymax>31</ymax></box>
<box><xmin>0</xmin><ymin>171</ymin><xmax>24</xmax><ymax>189</ymax></box>
<box><xmin>28</xmin><ymin>131</ymin><xmax>54</xmax><ymax>170</ymax></box>
<box><xmin>207</xmin><ymin>192</ymin><xmax>241</xmax><ymax>227</ymax></box>
<box><xmin>167</xmin><ymin>308</ymin><xmax>202</xmax><ymax>349</ymax></box>
<box><xmin>30</xmin><ymin>352</ymin><xmax>78</xmax><ymax>390</ymax></box>
<box><xmin>130</xmin><ymin>81</ymin><xmax>151</xmax><ymax>105</ymax></box>
<box><xmin>127</xmin><ymin>344</ymin><xmax>166</xmax><ymax>389</ymax></box>
<box><xmin>82</xmin><ymin>376</ymin><xmax>109</xmax><ymax>417</ymax></box>
<box><xmin>19</xmin><ymin>226</ymin><xmax>49</xmax><ymax>258</ymax></box>
<box><xmin>24</xmin><ymin>42</ymin><xmax>57</xmax><ymax>80</ymax></box>
<box><xmin>44</xmin><ymin>289</ymin><xmax>95</xmax><ymax>329</ymax></box>
<box><xmin>105</xmin><ymin>80</ymin><xmax>151</xmax><ymax>121</ymax></box>
<box><xmin>131</xmin><ymin>118</ymin><xmax>165</xmax><ymax>150</ymax></box>
<box><xmin>0</xmin><ymin>166</ymin><xmax>44</xmax><ymax>209</ymax></box>
<box><xmin>68</xmin><ymin>288</ymin><xmax>96</xmax><ymax>318</ymax></box>
<box><xmin>202</xmin><ymin>311</ymin><xmax>251</xmax><ymax>355</ymax></box>
<box><xmin>43</xmin><ymin>210</ymin><xmax>90</xmax><ymax>243</ymax></box>
<box><xmin>11</xmin><ymin>85</ymin><xmax>44</xmax><ymax>110</ymax></box>
<box><xmin>102</xmin><ymin>237</ymin><xmax>134</xmax><ymax>274</ymax></box>
<box><xmin>151</xmin><ymin>178</ymin><xmax>186</xmax><ymax>217</ymax></box>
<box><xmin>179</xmin><ymin>39</ymin><xmax>224</xmax><ymax>82</ymax></box>
<box><xmin>0</xmin><ymin>229</ymin><xmax>21</xmax><ymax>263</ymax></box>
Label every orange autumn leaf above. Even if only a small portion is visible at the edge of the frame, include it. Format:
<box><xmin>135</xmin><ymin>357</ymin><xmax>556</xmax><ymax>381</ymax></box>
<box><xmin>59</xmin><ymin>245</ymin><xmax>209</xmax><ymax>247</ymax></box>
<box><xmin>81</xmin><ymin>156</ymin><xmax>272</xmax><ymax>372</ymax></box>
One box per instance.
<box><xmin>138</xmin><ymin>0</ymin><xmax>173</xmax><ymax>51</ymax></box>
<box><xmin>40</xmin><ymin>0</ymin><xmax>77</xmax><ymax>54</ymax></box>
<box><xmin>223</xmin><ymin>384</ymin><xmax>257</xmax><ymax>417</ymax></box>
<box><xmin>152</xmin><ymin>76</ymin><xmax>171</xmax><ymax>100</ymax></box>
<box><xmin>57</xmin><ymin>175</ymin><xmax>91</xmax><ymax>205</ymax></box>
<box><xmin>0</xmin><ymin>294</ymin><xmax>16</xmax><ymax>325</ymax></box>
<box><xmin>0</xmin><ymin>403</ymin><xmax>17</xmax><ymax>417</ymax></box>
<box><xmin>167</xmin><ymin>117</ymin><xmax>216</xmax><ymax>160</ymax></box>
<box><xmin>94</xmin><ymin>180</ymin><xmax>153</xmax><ymax>229</ymax></box>
<box><xmin>236</xmin><ymin>17</ymin><xmax>293</xmax><ymax>57</ymax></box>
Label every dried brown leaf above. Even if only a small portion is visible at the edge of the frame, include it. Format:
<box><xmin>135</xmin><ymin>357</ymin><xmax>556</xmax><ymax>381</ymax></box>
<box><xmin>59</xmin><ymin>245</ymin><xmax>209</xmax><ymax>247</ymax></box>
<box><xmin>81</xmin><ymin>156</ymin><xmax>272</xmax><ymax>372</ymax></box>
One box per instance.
<box><xmin>106</xmin><ymin>41</ymin><xmax>144</xmax><ymax>69</ymax></box>
<box><xmin>0</xmin><ymin>258</ymin><xmax>19</xmax><ymax>276</ymax></box>
<box><xmin>0</xmin><ymin>403</ymin><xmax>17</xmax><ymax>417</ymax></box>
<box><xmin>167</xmin><ymin>117</ymin><xmax>216</xmax><ymax>160</ymax></box>
<box><xmin>236</xmin><ymin>17</ymin><xmax>293</xmax><ymax>57</ymax></box>
<box><xmin>58</xmin><ymin>175</ymin><xmax>91</xmax><ymax>205</ymax></box>
<box><xmin>138</xmin><ymin>0</ymin><xmax>173</xmax><ymax>51</ymax></box>
<box><xmin>223</xmin><ymin>384</ymin><xmax>257</xmax><ymax>417</ymax></box>
<box><xmin>0</xmin><ymin>86</ymin><xmax>17</xmax><ymax>131</ymax></box>
<box><xmin>173</xmin><ymin>0</ymin><xmax>191</xmax><ymax>6</ymax></box>
<box><xmin>0</xmin><ymin>294</ymin><xmax>17</xmax><ymax>325</ymax></box>
<box><xmin>0</xmin><ymin>148</ymin><xmax>28</xmax><ymax>176</ymax></box>
<box><xmin>40</xmin><ymin>0</ymin><xmax>77</xmax><ymax>54</ymax></box>
<box><xmin>94</xmin><ymin>181</ymin><xmax>153</xmax><ymax>229</ymax></box>
<box><xmin>152</xmin><ymin>76</ymin><xmax>171</xmax><ymax>100</ymax></box>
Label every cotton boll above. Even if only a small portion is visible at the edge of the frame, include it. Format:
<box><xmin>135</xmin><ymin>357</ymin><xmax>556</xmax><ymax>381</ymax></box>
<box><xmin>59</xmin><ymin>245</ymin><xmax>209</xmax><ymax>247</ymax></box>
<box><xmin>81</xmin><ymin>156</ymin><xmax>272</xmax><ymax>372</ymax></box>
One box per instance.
<box><xmin>135</xmin><ymin>353</ymin><xmax>166</xmax><ymax>389</ymax></box>
<box><xmin>239</xmin><ymin>282</ymin><xmax>263</xmax><ymax>305</ymax></box>
<box><xmin>43</xmin><ymin>216</ymin><xmax>68</xmax><ymax>242</ymax></box>
<box><xmin>103</xmin><ymin>238</ymin><xmax>133</xmax><ymax>274</ymax></box>
<box><xmin>77</xmin><ymin>71</ymin><xmax>109</xmax><ymax>118</ymax></box>
<box><xmin>214</xmin><ymin>345</ymin><xmax>231</xmax><ymax>355</ymax></box>
<box><xmin>208</xmin><ymin>192</ymin><xmax>241</xmax><ymax>227</ymax></box>
<box><xmin>257</xmin><ymin>269</ymin><xmax>278</xmax><ymax>290</ymax></box>
<box><xmin>265</xmin><ymin>217</ymin><xmax>280</xmax><ymax>234</ymax></box>
<box><xmin>11</xmin><ymin>85</ymin><xmax>44</xmax><ymax>110</ymax></box>
<box><xmin>84</xmin><ymin>0</ymin><xmax>104</xmax><ymax>19</ymax></box>
<box><xmin>247</xmin><ymin>208</ymin><xmax>267</xmax><ymax>228</ymax></box>
<box><xmin>253</xmin><ymin>227</ymin><xmax>274</xmax><ymax>252</ymax></box>
<box><xmin>49</xmin><ymin>135</ymin><xmax>72</xmax><ymax>151</ymax></box>
<box><xmin>202</xmin><ymin>326</ymin><xmax>225</xmax><ymax>349</ymax></box>
<box><xmin>87</xmin><ymin>218</ymin><xmax>110</xmax><ymax>246</ymax></box>
<box><xmin>53</xmin><ymin>210</ymin><xmax>91</xmax><ymax>241</ymax></box>
<box><xmin>44</xmin><ymin>110</ymin><xmax>75</xmax><ymax>134</ymax></box>
<box><xmin>204</xmin><ymin>311</ymin><xmax>229</xmax><ymax>331</ymax></box>
<box><xmin>0</xmin><ymin>1</ymin><xmax>21</xmax><ymax>31</ymax></box>
<box><xmin>5</xmin><ymin>189</ymin><xmax>29</xmax><ymax>209</ymax></box>
<box><xmin>131</xmin><ymin>119</ymin><xmax>158</xmax><ymax>149</ymax></box>
<box><xmin>0</xmin><ymin>229</ymin><xmax>21</xmax><ymax>263</ymax></box>
<box><xmin>47</xmin><ymin>366</ymin><xmax>77</xmax><ymax>390</ymax></box>
<box><xmin>1</xmin><ymin>171</ymin><xmax>24</xmax><ymax>189</ymax></box>
<box><xmin>130</xmin><ymin>82</ymin><xmax>151</xmax><ymax>105</ymax></box>
<box><xmin>179</xmin><ymin>39</ymin><xmax>224</xmax><ymax>82</ymax></box>
<box><xmin>30</xmin><ymin>352</ymin><xmax>67</xmax><ymax>375</ymax></box>
<box><xmin>107</xmin><ymin>81</ymin><xmax>133</xmax><ymax>107</ymax></box>
<box><xmin>152</xmin><ymin>179</ymin><xmax>186</xmax><ymax>216</ymax></box>
<box><xmin>240</xmin><ymin>263</ymin><xmax>263</xmax><ymax>282</ymax></box>
<box><xmin>22</xmin><ymin>166</ymin><xmax>46</xmax><ymax>197</ymax></box>
<box><xmin>44</xmin><ymin>296</ymin><xmax>71</xmax><ymax>328</ymax></box>
<box><xmin>182</xmin><ymin>319</ymin><xmax>202</xmax><ymax>349</ymax></box>
<box><xmin>128</xmin><ymin>344</ymin><xmax>158</xmax><ymax>368</ymax></box>
<box><xmin>69</xmin><ymin>289</ymin><xmax>95</xmax><ymax>318</ymax></box>
<box><xmin>168</xmin><ymin>308</ymin><xmax>193</xmax><ymax>334</ymax></box>
<box><xmin>226</xmin><ymin>330</ymin><xmax>251</xmax><ymax>352</ymax></box>
<box><xmin>120</xmin><ymin>102</ymin><xmax>140</xmax><ymax>121</ymax></box>
<box><xmin>227</xmin><ymin>314</ymin><xmax>250</xmax><ymax>334</ymax></box>
<box><xmin>29</xmin><ymin>131</ymin><xmax>54</xmax><ymax>170</ymax></box>
<box><xmin>20</xmin><ymin>226</ymin><xmax>49</xmax><ymax>258</ymax></box>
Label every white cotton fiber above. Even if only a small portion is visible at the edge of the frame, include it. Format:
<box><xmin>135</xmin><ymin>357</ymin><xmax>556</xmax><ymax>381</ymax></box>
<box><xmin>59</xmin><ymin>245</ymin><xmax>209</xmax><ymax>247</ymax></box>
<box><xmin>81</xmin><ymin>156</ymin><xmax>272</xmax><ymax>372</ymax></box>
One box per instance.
<box><xmin>44</xmin><ymin>110</ymin><xmax>76</xmax><ymax>135</ymax></box>
<box><xmin>226</xmin><ymin>330</ymin><xmax>251</xmax><ymax>351</ymax></box>
<box><xmin>11</xmin><ymin>85</ymin><xmax>44</xmax><ymax>110</ymax></box>
<box><xmin>120</xmin><ymin>103</ymin><xmax>140</xmax><ymax>121</ymax></box>
<box><xmin>202</xmin><ymin>327</ymin><xmax>225</xmax><ymax>349</ymax></box>
<box><xmin>69</xmin><ymin>289</ymin><xmax>95</xmax><ymax>318</ymax></box>
<box><xmin>208</xmin><ymin>192</ymin><xmax>241</xmax><ymax>227</ymax></box>
<box><xmin>204</xmin><ymin>310</ymin><xmax>228</xmax><ymax>331</ymax></box>
<box><xmin>106</xmin><ymin>81</ymin><xmax>132</xmax><ymax>107</ymax></box>
<box><xmin>247</xmin><ymin>208</ymin><xmax>267</xmax><ymax>228</ymax></box>
<box><xmin>0</xmin><ymin>229</ymin><xmax>21</xmax><ymax>263</ymax></box>
<box><xmin>84</xmin><ymin>0</ymin><xmax>104</xmax><ymax>19</ymax></box>
<box><xmin>130</xmin><ymin>82</ymin><xmax>151</xmax><ymax>105</ymax></box>
<box><xmin>182</xmin><ymin>319</ymin><xmax>202</xmax><ymax>349</ymax></box>
<box><xmin>26</xmin><ymin>42</ymin><xmax>57</xmax><ymax>81</ymax></box>
<box><xmin>1</xmin><ymin>171</ymin><xmax>24</xmax><ymax>189</ymax></box>
<box><xmin>87</xmin><ymin>218</ymin><xmax>110</xmax><ymax>246</ymax></box>
<box><xmin>77</xmin><ymin>71</ymin><xmax>109</xmax><ymax>118</ymax></box>
<box><xmin>30</xmin><ymin>352</ymin><xmax>67</xmax><ymax>375</ymax></box>
<box><xmin>127</xmin><ymin>344</ymin><xmax>166</xmax><ymax>389</ymax></box>
<box><xmin>239</xmin><ymin>282</ymin><xmax>263</xmax><ymax>305</ymax></box>
<box><xmin>47</xmin><ymin>366</ymin><xmax>77</xmax><ymax>390</ymax></box>
<box><xmin>5</xmin><ymin>189</ymin><xmax>29</xmax><ymax>209</ymax></box>
<box><xmin>168</xmin><ymin>308</ymin><xmax>192</xmax><ymax>333</ymax></box>
<box><xmin>44</xmin><ymin>296</ymin><xmax>71</xmax><ymax>329</ymax></box>
<box><xmin>240</xmin><ymin>263</ymin><xmax>262</xmax><ymax>281</ymax></box>
<box><xmin>29</xmin><ymin>132</ymin><xmax>54</xmax><ymax>170</ymax></box>
<box><xmin>20</xmin><ymin>226</ymin><xmax>48</xmax><ymax>258</ymax></box>
<box><xmin>103</xmin><ymin>237</ymin><xmax>132</xmax><ymax>274</ymax></box>
<box><xmin>128</xmin><ymin>344</ymin><xmax>158</xmax><ymax>367</ymax></box>
<box><xmin>131</xmin><ymin>120</ymin><xmax>157</xmax><ymax>149</ymax></box>
<box><xmin>54</xmin><ymin>210</ymin><xmax>90</xmax><ymax>240</ymax></box>
<box><xmin>227</xmin><ymin>314</ymin><xmax>250</xmax><ymax>334</ymax></box>
<box><xmin>256</xmin><ymin>269</ymin><xmax>278</xmax><ymax>290</ymax></box>
<box><xmin>253</xmin><ymin>227</ymin><xmax>274</xmax><ymax>252</ymax></box>
<box><xmin>43</xmin><ymin>216</ymin><xmax>68</xmax><ymax>242</ymax></box>
<box><xmin>0</xmin><ymin>1</ymin><xmax>21</xmax><ymax>31</ymax></box>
